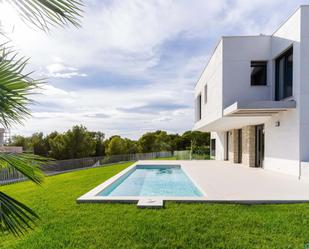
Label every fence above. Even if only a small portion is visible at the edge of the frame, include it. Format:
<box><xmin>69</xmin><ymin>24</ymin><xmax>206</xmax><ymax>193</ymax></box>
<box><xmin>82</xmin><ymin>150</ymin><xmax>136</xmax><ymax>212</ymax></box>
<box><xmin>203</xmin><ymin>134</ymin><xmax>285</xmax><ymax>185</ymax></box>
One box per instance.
<box><xmin>0</xmin><ymin>151</ymin><xmax>172</xmax><ymax>185</ymax></box>
<box><xmin>174</xmin><ymin>150</ymin><xmax>211</xmax><ymax>160</ymax></box>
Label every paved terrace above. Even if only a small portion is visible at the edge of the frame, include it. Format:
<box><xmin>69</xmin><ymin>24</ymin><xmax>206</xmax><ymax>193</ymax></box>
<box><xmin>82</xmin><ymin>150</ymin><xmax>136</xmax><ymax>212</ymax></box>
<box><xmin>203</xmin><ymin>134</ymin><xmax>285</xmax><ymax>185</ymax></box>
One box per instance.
<box><xmin>138</xmin><ymin>160</ymin><xmax>309</xmax><ymax>202</ymax></box>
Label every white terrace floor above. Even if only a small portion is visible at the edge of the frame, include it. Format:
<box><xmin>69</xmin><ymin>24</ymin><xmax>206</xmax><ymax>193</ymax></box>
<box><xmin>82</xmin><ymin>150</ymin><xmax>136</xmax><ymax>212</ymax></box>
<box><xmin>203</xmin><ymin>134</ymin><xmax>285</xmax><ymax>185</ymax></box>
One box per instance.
<box><xmin>139</xmin><ymin>160</ymin><xmax>309</xmax><ymax>202</ymax></box>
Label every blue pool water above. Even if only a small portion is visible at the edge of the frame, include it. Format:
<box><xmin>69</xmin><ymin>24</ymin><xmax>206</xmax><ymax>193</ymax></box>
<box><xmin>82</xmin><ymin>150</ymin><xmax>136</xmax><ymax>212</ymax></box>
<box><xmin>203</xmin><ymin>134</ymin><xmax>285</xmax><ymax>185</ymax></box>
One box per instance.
<box><xmin>98</xmin><ymin>165</ymin><xmax>203</xmax><ymax>197</ymax></box>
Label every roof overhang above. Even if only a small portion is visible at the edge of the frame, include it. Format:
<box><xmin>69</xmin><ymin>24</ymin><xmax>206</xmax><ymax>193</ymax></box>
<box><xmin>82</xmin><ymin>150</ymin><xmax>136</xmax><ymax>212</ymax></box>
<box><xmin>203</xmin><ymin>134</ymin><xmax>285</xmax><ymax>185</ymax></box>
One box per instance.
<box><xmin>223</xmin><ymin>100</ymin><xmax>296</xmax><ymax>117</ymax></box>
<box><xmin>194</xmin><ymin>100</ymin><xmax>296</xmax><ymax>132</ymax></box>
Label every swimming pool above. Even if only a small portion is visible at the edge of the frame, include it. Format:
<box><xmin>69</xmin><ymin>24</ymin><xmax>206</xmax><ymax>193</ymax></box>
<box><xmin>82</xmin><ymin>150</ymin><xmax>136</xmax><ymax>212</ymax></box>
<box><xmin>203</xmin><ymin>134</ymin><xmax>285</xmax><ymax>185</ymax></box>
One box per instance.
<box><xmin>77</xmin><ymin>163</ymin><xmax>206</xmax><ymax>203</ymax></box>
<box><xmin>98</xmin><ymin>165</ymin><xmax>203</xmax><ymax>197</ymax></box>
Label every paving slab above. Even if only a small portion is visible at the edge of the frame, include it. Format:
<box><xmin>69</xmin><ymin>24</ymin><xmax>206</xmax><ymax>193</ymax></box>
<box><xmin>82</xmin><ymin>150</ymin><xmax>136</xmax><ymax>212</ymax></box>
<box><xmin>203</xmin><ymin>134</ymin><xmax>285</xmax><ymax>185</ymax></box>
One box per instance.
<box><xmin>137</xmin><ymin>160</ymin><xmax>309</xmax><ymax>202</ymax></box>
<box><xmin>137</xmin><ymin>199</ymin><xmax>164</xmax><ymax>208</ymax></box>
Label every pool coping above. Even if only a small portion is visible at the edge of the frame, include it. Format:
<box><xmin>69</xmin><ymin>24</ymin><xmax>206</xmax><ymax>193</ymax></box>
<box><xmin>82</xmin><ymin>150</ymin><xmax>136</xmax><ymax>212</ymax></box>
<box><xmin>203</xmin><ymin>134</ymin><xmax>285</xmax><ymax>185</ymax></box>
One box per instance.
<box><xmin>76</xmin><ymin>161</ymin><xmax>208</xmax><ymax>203</ymax></box>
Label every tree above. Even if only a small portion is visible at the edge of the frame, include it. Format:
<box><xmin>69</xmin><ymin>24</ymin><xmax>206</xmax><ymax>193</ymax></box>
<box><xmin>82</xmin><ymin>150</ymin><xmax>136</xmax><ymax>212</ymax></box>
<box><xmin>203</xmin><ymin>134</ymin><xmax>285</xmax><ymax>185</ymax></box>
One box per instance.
<box><xmin>181</xmin><ymin>131</ymin><xmax>210</xmax><ymax>150</ymax></box>
<box><xmin>168</xmin><ymin>134</ymin><xmax>183</xmax><ymax>151</ymax></box>
<box><xmin>31</xmin><ymin>133</ymin><xmax>49</xmax><ymax>156</ymax></box>
<box><xmin>138</xmin><ymin>130</ymin><xmax>172</xmax><ymax>153</ymax></box>
<box><xmin>138</xmin><ymin>132</ymin><xmax>156</xmax><ymax>153</ymax></box>
<box><xmin>154</xmin><ymin>131</ymin><xmax>171</xmax><ymax>152</ymax></box>
<box><xmin>105</xmin><ymin>136</ymin><xmax>128</xmax><ymax>156</ymax></box>
<box><xmin>48</xmin><ymin>134</ymin><xmax>67</xmax><ymax>160</ymax></box>
<box><xmin>64</xmin><ymin>125</ymin><xmax>96</xmax><ymax>159</ymax></box>
<box><xmin>10</xmin><ymin>135</ymin><xmax>32</xmax><ymax>151</ymax></box>
<box><xmin>90</xmin><ymin>131</ymin><xmax>105</xmax><ymax>156</ymax></box>
<box><xmin>125</xmin><ymin>138</ymin><xmax>141</xmax><ymax>154</ymax></box>
<box><xmin>0</xmin><ymin>0</ymin><xmax>83</xmax><ymax>236</ymax></box>
<box><xmin>48</xmin><ymin>126</ymin><xmax>96</xmax><ymax>159</ymax></box>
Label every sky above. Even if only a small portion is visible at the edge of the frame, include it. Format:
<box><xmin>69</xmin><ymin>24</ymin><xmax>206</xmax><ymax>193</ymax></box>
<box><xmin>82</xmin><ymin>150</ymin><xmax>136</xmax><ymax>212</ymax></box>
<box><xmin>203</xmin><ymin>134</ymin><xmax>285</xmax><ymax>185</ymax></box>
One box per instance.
<box><xmin>0</xmin><ymin>0</ymin><xmax>309</xmax><ymax>139</ymax></box>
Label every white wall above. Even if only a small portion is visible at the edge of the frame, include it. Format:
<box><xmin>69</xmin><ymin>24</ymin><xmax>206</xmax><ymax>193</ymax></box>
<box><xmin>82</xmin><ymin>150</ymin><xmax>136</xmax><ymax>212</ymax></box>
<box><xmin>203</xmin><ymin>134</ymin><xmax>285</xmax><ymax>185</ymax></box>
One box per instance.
<box><xmin>194</xmin><ymin>41</ymin><xmax>223</xmax><ymax>130</ymax></box>
<box><xmin>299</xmin><ymin>7</ymin><xmax>309</xmax><ymax>175</ymax></box>
<box><xmin>263</xmin><ymin>8</ymin><xmax>301</xmax><ymax>177</ymax></box>
<box><xmin>264</xmin><ymin>110</ymin><xmax>300</xmax><ymax>176</ymax></box>
<box><xmin>222</xmin><ymin>36</ymin><xmax>272</xmax><ymax>109</ymax></box>
<box><xmin>211</xmin><ymin>131</ymin><xmax>225</xmax><ymax>161</ymax></box>
<box><xmin>194</xmin><ymin>6</ymin><xmax>309</xmax><ymax>178</ymax></box>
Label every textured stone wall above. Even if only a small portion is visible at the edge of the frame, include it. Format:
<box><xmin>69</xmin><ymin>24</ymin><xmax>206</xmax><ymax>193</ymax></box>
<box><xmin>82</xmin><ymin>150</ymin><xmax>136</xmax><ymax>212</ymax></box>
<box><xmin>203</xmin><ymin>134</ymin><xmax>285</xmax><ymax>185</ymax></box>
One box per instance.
<box><xmin>242</xmin><ymin>126</ymin><xmax>256</xmax><ymax>167</ymax></box>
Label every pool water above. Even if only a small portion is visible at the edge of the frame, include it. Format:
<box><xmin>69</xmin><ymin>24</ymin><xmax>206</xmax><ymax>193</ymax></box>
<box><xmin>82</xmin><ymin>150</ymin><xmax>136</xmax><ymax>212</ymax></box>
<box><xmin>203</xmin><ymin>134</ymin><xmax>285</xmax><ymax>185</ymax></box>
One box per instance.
<box><xmin>98</xmin><ymin>165</ymin><xmax>203</xmax><ymax>197</ymax></box>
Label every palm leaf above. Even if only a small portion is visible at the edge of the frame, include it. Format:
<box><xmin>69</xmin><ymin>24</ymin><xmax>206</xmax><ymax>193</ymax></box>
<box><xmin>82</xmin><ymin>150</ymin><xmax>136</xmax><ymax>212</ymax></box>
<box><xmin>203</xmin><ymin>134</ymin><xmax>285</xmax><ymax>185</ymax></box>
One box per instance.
<box><xmin>0</xmin><ymin>0</ymin><xmax>83</xmax><ymax>238</ymax></box>
<box><xmin>0</xmin><ymin>43</ymin><xmax>41</xmax><ymax>128</ymax></box>
<box><xmin>0</xmin><ymin>191</ymin><xmax>39</xmax><ymax>236</ymax></box>
<box><xmin>7</xmin><ymin>0</ymin><xmax>83</xmax><ymax>31</ymax></box>
<box><xmin>0</xmin><ymin>153</ymin><xmax>47</xmax><ymax>184</ymax></box>
<box><xmin>0</xmin><ymin>152</ymin><xmax>50</xmax><ymax>235</ymax></box>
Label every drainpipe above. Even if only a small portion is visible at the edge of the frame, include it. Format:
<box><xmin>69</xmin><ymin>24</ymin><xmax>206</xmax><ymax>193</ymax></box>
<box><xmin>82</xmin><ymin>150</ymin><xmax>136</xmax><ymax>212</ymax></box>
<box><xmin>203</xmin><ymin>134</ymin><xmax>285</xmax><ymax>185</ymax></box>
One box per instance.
<box><xmin>299</xmin><ymin>130</ymin><xmax>302</xmax><ymax>180</ymax></box>
<box><xmin>299</xmin><ymin>161</ymin><xmax>302</xmax><ymax>180</ymax></box>
<box><xmin>299</xmin><ymin>113</ymin><xmax>302</xmax><ymax>180</ymax></box>
<box><xmin>299</xmin><ymin>137</ymin><xmax>302</xmax><ymax>180</ymax></box>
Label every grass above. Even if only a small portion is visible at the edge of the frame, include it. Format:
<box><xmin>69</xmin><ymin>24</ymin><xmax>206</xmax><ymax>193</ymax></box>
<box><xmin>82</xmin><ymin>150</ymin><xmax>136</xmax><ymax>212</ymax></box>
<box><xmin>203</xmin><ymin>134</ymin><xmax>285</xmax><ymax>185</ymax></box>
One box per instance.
<box><xmin>0</xmin><ymin>162</ymin><xmax>309</xmax><ymax>249</ymax></box>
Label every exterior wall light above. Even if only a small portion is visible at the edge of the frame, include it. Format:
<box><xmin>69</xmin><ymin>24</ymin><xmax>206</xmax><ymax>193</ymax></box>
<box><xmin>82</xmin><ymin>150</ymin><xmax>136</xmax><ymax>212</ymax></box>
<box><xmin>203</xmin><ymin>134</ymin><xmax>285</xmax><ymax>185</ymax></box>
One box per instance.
<box><xmin>275</xmin><ymin>121</ymin><xmax>280</xmax><ymax>127</ymax></box>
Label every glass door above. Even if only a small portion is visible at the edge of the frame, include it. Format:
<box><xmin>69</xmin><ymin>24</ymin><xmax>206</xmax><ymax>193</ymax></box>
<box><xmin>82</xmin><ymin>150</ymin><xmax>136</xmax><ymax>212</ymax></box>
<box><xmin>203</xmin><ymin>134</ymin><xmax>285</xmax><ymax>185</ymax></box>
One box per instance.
<box><xmin>255</xmin><ymin>125</ymin><xmax>265</xmax><ymax>168</ymax></box>
<box><xmin>238</xmin><ymin>129</ymin><xmax>242</xmax><ymax>163</ymax></box>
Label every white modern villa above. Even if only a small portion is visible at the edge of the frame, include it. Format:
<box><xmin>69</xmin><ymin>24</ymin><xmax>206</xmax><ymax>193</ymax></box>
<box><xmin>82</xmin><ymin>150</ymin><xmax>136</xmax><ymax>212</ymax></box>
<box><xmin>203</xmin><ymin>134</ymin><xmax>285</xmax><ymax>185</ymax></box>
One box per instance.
<box><xmin>194</xmin><ymin>6</ymin><xmax>309</xmax><ymax>179</ymax></box>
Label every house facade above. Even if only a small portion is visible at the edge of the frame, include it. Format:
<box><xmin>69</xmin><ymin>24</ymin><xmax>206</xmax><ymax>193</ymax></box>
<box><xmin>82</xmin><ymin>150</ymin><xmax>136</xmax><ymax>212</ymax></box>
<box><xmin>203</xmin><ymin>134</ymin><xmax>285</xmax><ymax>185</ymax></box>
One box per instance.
<box><xmin>194</xmin><ymin>6</ymin><xmax>309</xmax><ymax>179</ymax></box>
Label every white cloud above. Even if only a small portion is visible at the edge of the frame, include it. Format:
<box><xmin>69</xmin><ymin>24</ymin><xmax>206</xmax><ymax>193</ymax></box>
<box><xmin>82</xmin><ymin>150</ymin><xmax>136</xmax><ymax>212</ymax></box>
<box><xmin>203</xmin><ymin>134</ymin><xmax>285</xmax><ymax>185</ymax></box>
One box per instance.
<box><xmin>11</xmin><ymin>83</ymin><xmax>193</xmax><ymax>138</ymax></box>
<box><xmin>2</xmin><ymin>0</ymin><xmax>309</xmax><ymax>138</ymax></box>
<box><xmin>45</xmin><ymin>63</ymin><xmax>87</xmax><ymax>78</ymax></box>
<box><xmin>0</xmin><ymin>0</ymin><xmax>226</xmax><ymax>75</ymax></box>
<box><xmin>2</xmin><ymin>0</ymin><xmax>305</xmax><ymax>75</ymax></box>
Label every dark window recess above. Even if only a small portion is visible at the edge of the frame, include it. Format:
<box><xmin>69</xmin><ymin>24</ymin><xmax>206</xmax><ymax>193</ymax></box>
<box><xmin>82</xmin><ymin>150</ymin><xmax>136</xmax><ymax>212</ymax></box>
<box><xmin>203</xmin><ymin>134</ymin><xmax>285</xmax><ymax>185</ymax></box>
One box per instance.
<box><xmin>225</xmin><ymin>132</ymin><xmax>229</xmax><ymax>160</ymax></box>
<box><xmin>195</xmin><ymin>94</ymin><xmax>202</xmax><ymax>121</ymax></box>
<box><xmin>251</xmin><ymin>61</ymin><xmax>267</xmax><ymax>85</ymax></box>
<box><xmin>237</xmin><ymin>129</ymin><xmax>242</xmax><ymax>163</ymax></box>
<box><xmin>204</xmin><ymin>85</ymin><xmax>207</xmax><ymax>104</ymax></box>
<box><xmin>275</xmin><ymin>47</ymin><xmax>293</xmax><ymax>100</ymax></box>
<box><xmin>211</xmin><ymin>139</ymin><xmax>216</xmax><ymax>157</ymax></box>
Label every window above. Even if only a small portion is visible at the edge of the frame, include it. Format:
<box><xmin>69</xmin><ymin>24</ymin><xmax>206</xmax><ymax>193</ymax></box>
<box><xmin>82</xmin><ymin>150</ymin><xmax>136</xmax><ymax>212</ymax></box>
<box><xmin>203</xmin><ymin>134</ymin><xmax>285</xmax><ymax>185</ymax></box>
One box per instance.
<box><xmin>211</xmin><ymin>139</ymin><xmax>216</xmax><ymax>157</ymax></box>
<box><xmin>275</xmin><ymin>47</ymin><xmax>293</xmax><ymax>100</ymax></box>
<box><xmin>195</xmin><ymin>94</ymin><xmax>202</xmax><ymax>121</ymax></box>
<box><xmin>204</xmin><ymin>84</ymin><xmax>207</xmax><ymax>104</ymax></box>
<box><xmin>251</xmin><ymin>61</ymin><xmax>267</xmax><ymax>85</ymax></box>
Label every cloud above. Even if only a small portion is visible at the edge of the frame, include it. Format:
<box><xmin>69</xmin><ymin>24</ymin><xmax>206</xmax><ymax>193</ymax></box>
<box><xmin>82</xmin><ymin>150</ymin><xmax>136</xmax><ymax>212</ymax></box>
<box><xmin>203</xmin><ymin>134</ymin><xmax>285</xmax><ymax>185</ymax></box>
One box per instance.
<box><xmin>118</xmin><ymin>102</ymin><xmax>189</xmax><ymax>114</ymax></box>
<box><xmin>45</xmin><ymin>63</ymin><xmax>87</xmax><ymax>78</ymax></box>
<box><xmin>84</xmin><ymin>113</ymin><xmax>110</xmax><ymax>119</ymax></box>
<box><xmin>3</xmin><ymin>0</ymin><xmax>308</xmax><ymax>139</ymax></box>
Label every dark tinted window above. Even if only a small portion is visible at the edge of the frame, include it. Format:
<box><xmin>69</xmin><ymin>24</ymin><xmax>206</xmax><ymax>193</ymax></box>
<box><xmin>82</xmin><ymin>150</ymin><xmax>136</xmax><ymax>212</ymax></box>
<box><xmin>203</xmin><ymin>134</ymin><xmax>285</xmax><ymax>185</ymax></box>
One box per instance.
<box><xmin>275</xmin><ymin>47</ymin><xmax>293</xmax><ymax>100</ymax></box>
<box><xmin>204</xmin><ymin>85</ymin><xmax>207</xmax><ymax>104</ymax></box>
<box><xmin>251</xmin><ymin>61</ymin><xmax>267</xmax><ymax>85</ymax></box>
<box><xmin>195</xmin><ymin>94</ymin><xmax>202</xmax><ymax>121</ymax></box>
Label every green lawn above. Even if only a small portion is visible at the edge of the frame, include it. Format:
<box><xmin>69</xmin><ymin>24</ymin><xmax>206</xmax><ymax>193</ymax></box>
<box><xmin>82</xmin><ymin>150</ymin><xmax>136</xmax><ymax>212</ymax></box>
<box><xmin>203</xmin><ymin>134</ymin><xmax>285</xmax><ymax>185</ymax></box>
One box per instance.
<box><xmin>0</xmin><ymin>162</ymin><xmax>309</xmax><ymax>249</ymax></box>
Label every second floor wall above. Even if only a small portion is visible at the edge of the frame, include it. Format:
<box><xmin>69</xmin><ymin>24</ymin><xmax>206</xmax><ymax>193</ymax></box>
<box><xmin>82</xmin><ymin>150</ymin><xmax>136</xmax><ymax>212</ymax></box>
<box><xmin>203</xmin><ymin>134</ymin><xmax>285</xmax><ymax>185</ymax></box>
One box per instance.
<box><xmin>194</xmin><ymin>6</ymin><xmax>307</xmax><ymax>127</ymax></box>
<box><xmin>222</xmin><ymin>35</ymin><xmax>272</xmax><ymax>109</ymax></box>
<box><xmin>195</xmin><ymin>40</ymin><xmax>223</xmax><ymax>125</ymax></box>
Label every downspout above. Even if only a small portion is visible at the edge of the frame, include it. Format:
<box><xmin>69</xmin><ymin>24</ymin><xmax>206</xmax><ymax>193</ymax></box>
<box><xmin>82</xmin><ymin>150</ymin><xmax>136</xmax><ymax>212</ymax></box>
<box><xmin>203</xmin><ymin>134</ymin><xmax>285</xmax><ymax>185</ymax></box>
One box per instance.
<box><xmin>299</xmin><ymin>122</ymin><xmax>302</xmax><ymax>180</ymax></box>
<box><xmin>299</xmin><ymin>107</ymin><xmax>302</xmax><ymax>180</ymax></box>
<box><xmin>293</xmin><ymin>39</ymin><xmax>302</xmax><ymax>180</ymax></box>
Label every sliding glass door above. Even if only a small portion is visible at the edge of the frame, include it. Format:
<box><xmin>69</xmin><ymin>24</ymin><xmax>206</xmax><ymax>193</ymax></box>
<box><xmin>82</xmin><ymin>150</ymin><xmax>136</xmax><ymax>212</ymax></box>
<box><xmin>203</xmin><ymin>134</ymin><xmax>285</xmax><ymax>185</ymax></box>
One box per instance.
<box><xmin>275</xmin><ymin>47</ymin><xmax>293</xmax><ymax>100</ymax></box>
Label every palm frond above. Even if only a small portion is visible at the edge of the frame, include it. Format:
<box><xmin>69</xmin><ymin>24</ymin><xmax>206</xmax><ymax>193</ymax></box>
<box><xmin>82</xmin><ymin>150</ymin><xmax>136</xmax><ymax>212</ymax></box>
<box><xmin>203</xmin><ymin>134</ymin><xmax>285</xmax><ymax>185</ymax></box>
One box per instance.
<box><xmin>0</xmin><ymin>191</ymin><xmax>39</xmax><ymax>236</ymax></box>
<box><xmin>0</xmin><ymin>153</ymin><xmax>47</xmax><ymax>184</ymax></box>
<box><xmin>0</xmin><ymin>43</ymin><xmax>41</xmax><ymax>128</ymax></box>
<box><xmin>0</xmin><ymin>152</ymin><xmax>48</xmax><ymax>235</ymax></box>
<box><xmin>8</xmin><ymin>0</ymin><xmax>83</xmax><ymax>31</ymax></box>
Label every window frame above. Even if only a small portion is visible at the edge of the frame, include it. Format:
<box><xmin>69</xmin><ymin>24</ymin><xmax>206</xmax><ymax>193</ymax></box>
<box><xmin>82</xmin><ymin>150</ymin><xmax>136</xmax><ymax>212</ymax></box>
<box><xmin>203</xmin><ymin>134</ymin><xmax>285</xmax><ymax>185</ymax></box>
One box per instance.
<box><xmin>275</xmin><ymin>46</ymin><xmax>293</xmax><ymax>101</ymax></box>
<box><xmin>204</xmin><ymin>84</ymin><xmax>207</xmax><ymax>104</ymax></box>
<box><xmin>195</xmin><ymin>93</ymin><xmax>202</xmax><ymax>121</ymax></box>
<box><xmin>250</xmin><ymin>61</ymin><xmax>268</xmax><ymax>86</ymax></box>
<box><xmin>211</xmin><ymin>138</ymin><xmax>216</xmax><ymax>157</ymax></box>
